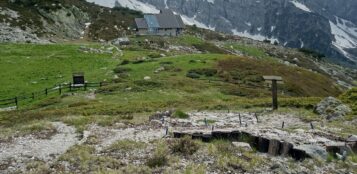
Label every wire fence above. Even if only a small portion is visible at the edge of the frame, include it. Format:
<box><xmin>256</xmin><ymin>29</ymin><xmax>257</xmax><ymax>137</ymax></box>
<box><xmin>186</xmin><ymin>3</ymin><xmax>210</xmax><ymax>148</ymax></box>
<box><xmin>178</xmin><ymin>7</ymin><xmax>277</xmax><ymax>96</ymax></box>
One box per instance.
<box><xmin>0</xmin><ymin>82</ymin><xmax>109</xmax><ymax>109</ymax></box>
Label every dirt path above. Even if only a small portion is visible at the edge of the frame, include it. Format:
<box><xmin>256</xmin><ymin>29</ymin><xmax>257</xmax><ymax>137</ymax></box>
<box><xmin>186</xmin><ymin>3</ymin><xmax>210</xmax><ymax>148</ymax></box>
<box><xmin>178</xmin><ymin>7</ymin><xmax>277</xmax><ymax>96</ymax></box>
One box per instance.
<box><xmin>0</xmin><ymin>122</ymin><xmax>79</xmax><ymax>172</ymax></box>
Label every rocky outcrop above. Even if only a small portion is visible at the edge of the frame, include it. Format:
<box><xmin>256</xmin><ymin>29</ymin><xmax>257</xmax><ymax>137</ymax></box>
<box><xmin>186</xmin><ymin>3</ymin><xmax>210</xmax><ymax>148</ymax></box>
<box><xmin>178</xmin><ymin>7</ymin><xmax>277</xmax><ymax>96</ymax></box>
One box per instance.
<box><xmin>1</xmin><ymin>0</ymin><xmax>140</xmax><ymax>42</ymax></box>
<box><xmin>0</xmin><ymin>23</ymin><xmax>47</xmax><ymax>43</ymax></box>
<box><xmin>314</xmin><ymin>97</ymin><xmax>351</xmax><ymax>120</ymax></box>
<box><xmin>37</xmin><ymin>6</ymin><xmax>90</xmax><ymax>39</ymax></box>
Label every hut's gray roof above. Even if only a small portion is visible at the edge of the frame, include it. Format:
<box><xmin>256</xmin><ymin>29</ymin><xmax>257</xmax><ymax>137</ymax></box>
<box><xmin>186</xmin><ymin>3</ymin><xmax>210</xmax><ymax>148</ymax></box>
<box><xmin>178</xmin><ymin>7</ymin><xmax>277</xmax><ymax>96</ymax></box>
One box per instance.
<box><xmin>135</xmin><ymin>9</ymin><xmax>185</xmax><ymax>29</ymax></box>
<box><xmin>135</xmin><ymin>18</ymin><xmax>148</xmax><ymax>29</ymax></box>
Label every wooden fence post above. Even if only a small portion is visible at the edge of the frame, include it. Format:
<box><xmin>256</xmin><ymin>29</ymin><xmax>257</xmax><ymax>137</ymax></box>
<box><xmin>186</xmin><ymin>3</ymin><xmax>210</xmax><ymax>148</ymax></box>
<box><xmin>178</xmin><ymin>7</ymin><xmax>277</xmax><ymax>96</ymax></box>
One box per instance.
<box><xmin>45</xmin><ymin>88</ymin><xmax>48</xmax><ymax>96</ymax></box>
<box><xmin>69</xmin><ymin>83</ymin><xmax>72</xmax><ymax>91</ymax></box>
<box><xmin>239</xmin><ymin>113</ymin><xmax>242</xmax><ymax>126</ymax></box>
<box><xmin>32</xmin><ymin>93</ymin><xmax>35</xmax><ymax>100</ymax></box>
<box><xmin>84</xmin><ymin>83</ymin><xmax>87</xmax><ymax>91</ymax></box>
<box><xmin>99</xmin><ymin>82</ymin><xmax>103</xmax><ymax>87</ymax></box>
<box><xmin>255</xmin><ymin>113</ymin><xmax>259</xmax><ymax>123</ymax></box>
<box><xmin>15</xmin><ymin>97</ymin><xmax>18</xmax><ymax>108</ymax></box>
<box><xmin>59</xmin><ymin>84</ymin><xmax>62</xmax><ymax>94</ymax></box>
<box><xmin>272</xmin><ymin>80</ymin><xmax>278</xmax><ymax>110</ymax></box>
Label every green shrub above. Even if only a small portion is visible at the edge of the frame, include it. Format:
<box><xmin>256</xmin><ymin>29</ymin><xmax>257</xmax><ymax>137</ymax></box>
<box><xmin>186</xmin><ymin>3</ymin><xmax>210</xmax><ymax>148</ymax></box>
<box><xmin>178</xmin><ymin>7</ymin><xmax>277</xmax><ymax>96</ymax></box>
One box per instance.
<box><xmin>134</xmin><ymin>80</ymin><xmax>162</xmax><ymax>88</ymax></box>
<box><xmin>113</xmin><ymin>66</ymin><xmax>131</xmax><ymax>74</ymax></box>
<box><xmin>146</xmin><ymin>142</ymin><xmax>169</xmax><ymax>168</ymax></box>
<box><xmin>35</xmin><ymin>97</ymin><xmax>61</xmax><ymax>108</ymax></box>
<box><xmin>160</xmin><ymin>61</ymin><xmax>173</xmax><ymax>65</ymax></box>
<box><xmin>263</xmin><ymin>39</ymin><xmax>271</xmax><ymax>44</ymax></box>
<box><xmin>169</xmin><ymin>136</ymin><xmax>199</xmax><ymax>155</ymax></box>
<box><xmin>148</xmin><ymin>53</ymin><xmax>162</xmax><ymax>58</ymax></box>
<box><xmin>298</xmin><ymin>48</ymin><xmax>325</xmax><ymax>59</ymax></box>
<box><xmin>193</xmin><ymin>42</ymin><xmax>227</xmax><ymax>54</ymax></box>
<box><xmin>340</xmin><ymin>87</ymin><xmax>357</xmax><ymax>115</ymax></box>
<box><xmin>186</xmin><ymin>72</ymin><xmax>201</xmax><ymax>79</ymax></box>
<box><xmin>120</xmin><ymin>59</ymin><xmax>130</xmax><ymax>65</ymax></box>
<box><xmin>173</xmin><ymin>110</ymin><xmax>189</xmax><ymax>119</ymax></box>
<box><xmin>68</xmin><ymin>101</ymin><xmax>90</xmax><ymax>108</ymax></box>
<box><xmin>188</xmin><ymin>68</ymin><xmax>218</xmax><ymax>77</ymax></box>
<box><xmin>106</xmin><ymin>140</ymin><xmax>146</xmax><ymax>152</ymax></box>
<box><xmin>189</xmin><ymin>60</ymin><xmax>197</xmax><ymax>63</ymax></box>
<box><xmin>132</xmin><ymin>60</ymin><xmax>146</xmax><ymax>64</ymax></box>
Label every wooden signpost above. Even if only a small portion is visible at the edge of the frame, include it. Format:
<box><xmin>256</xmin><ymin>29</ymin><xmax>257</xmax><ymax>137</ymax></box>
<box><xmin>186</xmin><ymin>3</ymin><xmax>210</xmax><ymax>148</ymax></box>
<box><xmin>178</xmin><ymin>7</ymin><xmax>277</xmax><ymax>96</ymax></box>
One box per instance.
<box><xmin>263</xmin><ymin>76</ymin><xmax>283</xmax><ymax>110</ymax></box>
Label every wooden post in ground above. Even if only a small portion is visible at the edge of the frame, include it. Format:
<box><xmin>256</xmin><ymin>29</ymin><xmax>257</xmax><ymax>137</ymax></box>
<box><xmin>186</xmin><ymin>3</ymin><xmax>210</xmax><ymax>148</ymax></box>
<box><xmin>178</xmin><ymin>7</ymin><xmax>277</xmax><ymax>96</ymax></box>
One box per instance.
<box><xmin>15</xmin><ymin>97</ymin><xmax>18</xmax><ymax>108</ymax></box>
<box><xmin>255</xmin><ymin>113</ymin><xmax>259</xmax><ymax>123</ymax></box>
<box><xmin>272</xmin><ymin>80</ymin><xmax>278</xmax><ymax>110</ymax></box>
<box><xmin>84</xmin><ymin>83</ymin><xmax>87</xmax><ymax>91</ymax></box>
<box><xmin>239</xmin><ymin>113</ymin><xmax>242</xmax><ymax>126</ymax></box>
<box><xmin>69</xmin><ymin>83</ymin><xmax>72</xmax><ymax>91</ymax></box>
<box><xmin>59</xmin><ymin>84</ymin><xmax>62</xmax><ymax>94</ymax></box>
<box><xmin>263</xmin><ymin>76</ymin><xmax>283</xmax><ymax>110</ymax></box>
<box><xmin>45</xmin><ymin>88</ymin><xmax>48</xmax><ymax>96</ymax></box>
<box><xmin>32</xmin><ymin>93</ymin><xmax>35</xmax><ymax>100</ymax></box>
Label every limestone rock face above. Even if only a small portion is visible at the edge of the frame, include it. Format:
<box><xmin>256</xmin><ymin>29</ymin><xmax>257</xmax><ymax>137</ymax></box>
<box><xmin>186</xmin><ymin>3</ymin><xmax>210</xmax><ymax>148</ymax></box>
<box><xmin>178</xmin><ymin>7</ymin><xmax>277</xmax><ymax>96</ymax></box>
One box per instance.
<box><xmin>314</xmin><ymin>97</ymin><xmax>351</xmax><ymax>120</ymax></box>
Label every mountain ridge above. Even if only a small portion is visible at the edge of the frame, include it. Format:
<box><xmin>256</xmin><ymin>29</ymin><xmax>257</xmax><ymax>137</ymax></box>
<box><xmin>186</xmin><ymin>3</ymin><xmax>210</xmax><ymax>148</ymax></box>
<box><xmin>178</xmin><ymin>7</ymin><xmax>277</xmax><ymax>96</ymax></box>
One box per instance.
<box><xmin>97</xmin><ymin>0</ymin><xmax>357</xmax><ymax>67</ymax></box>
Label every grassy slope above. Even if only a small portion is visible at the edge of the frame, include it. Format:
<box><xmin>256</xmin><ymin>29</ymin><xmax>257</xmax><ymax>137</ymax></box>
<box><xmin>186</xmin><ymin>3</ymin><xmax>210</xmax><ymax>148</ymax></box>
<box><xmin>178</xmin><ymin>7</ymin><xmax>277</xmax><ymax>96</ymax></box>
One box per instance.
<box><xmin>0</xmin><ymin>33</ymin><xmax>352</xmax><ymax>139</ymax></box>
<box><xmin>0</xmin><ymin>44</ymin><xmax>119</xmax><ymax>98</ymax></box>
<box><xmin>217</xmin><ymin>57</ymin><xmax>341</xmax><ymax>97</ymax></box>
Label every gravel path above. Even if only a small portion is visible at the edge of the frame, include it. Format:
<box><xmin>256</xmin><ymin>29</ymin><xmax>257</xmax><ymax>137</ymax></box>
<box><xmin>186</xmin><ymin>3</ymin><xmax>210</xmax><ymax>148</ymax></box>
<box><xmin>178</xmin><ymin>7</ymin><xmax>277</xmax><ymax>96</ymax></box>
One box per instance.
<box><xmin>85</xmin><ymin>124</ymin><xmax>166</xmax><ymax>151</ymax></box>
<box><xmin>0</xmin><ymin>122</ymin><xmax>79</xmax><ymax>172</ymax></box>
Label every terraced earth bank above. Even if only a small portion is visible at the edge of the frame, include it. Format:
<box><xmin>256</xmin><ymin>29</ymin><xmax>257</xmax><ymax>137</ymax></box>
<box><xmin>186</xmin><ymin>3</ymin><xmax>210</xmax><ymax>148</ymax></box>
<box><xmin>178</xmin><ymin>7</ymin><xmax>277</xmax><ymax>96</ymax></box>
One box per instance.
<box><xmin>0</xmin><ymin>110</ymin><xmax>356</xmax><ymax>173</ymax></box>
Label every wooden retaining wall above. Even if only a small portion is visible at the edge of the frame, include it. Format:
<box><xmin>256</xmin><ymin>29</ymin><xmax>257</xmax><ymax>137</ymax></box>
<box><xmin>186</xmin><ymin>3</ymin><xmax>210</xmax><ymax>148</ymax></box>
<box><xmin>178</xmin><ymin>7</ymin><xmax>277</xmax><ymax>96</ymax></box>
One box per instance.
<box><xmin>174</xmin><ymin>130</ymin><xmax>310</xmax><ymax>161</ymax></box>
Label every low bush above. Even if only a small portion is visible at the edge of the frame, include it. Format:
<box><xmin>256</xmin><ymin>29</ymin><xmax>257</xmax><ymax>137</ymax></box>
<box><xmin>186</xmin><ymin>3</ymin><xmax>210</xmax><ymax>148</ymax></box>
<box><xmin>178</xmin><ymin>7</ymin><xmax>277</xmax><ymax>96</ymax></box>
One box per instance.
<box><xmin>134</xmin><ymin>80</ymin><xmax>162</xmax><ymax>88</ymax></box>
<box><xmin>113</xmin><ymin>66</ymin><xmax>131</xmax><ymax>74</ymax></box>
<box><xmin>106</xmin><ymin>140</ymin><xmax>146</xmax><ymax>152</ymax></box>
<box><xmin>298</xmin><ymin>48</ymin><xmax>325</xmax><ymax>59</ymax></box>
<box><xmin>120</xmin><ymin>59</ymin><xmax>130</xmax><ymax>65</ymax></box>
<box><xmin>132</xmin><ymin>60</ymin><xmax>146</xmax><ymax>64</ymax></box>
<box><xmin>35</xmin><ymin>97</ymin><xmax>61</xmax><ymax>108</ymax></box>
<box><xmin>186</xmin><ymin>72</ymin><xmax>201</xmax><ymax>79</ymax></box>
<box><xmin>146</xmin><ymin>142</ymin><xmax>169</xmax><ymax>168</ymax></box>
<box><xmin>169</xmin><ymin>136</ymin><xmax>200</xmax><ymax>155</ymax></box>
<box><xmin>160</xmin><ymin>61</ymin><xmax>173</xmax><ymax>65</ymax></box>
<box><xmin>148</xmin><ymin>53</ymin><xmax>162</xmax><ymax>58</ymax></box>
<box><xmin>172</xmin><ymin>110</ymin><xmax>189</xmax><ymax>119</ymax></box>
<box><xmin>68</xmin><ymin>101</ymin><xmax>90</xmax><ymax>108</ymax></box>
<box><xmin>188</xmin><ymin>68</ymin><xmax>218</xmax><ymax>77</ymax></box>
<box><xmin>193</xmin><ymin>42</ymin><xmax>227</xmax><ymax>54</ymax></box>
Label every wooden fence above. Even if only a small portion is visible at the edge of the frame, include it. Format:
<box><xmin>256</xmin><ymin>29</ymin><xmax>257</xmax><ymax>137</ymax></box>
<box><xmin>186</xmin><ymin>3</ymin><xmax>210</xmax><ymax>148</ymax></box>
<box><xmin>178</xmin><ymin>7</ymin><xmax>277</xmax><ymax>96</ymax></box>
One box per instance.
<box><xmin>0</xmin><ymin>82</ymin><xmax>108</xmax><ymax>109</ymax></box>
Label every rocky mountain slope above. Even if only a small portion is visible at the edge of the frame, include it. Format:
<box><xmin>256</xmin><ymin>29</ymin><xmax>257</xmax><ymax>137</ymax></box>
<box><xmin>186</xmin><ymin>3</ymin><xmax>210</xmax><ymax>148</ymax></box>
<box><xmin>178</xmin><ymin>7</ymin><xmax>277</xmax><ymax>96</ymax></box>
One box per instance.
<box><xmin>0</xmin><ymin>0</ymin><xmax>141</xmax><ymax>42</ymax></box>
<box><xmin>101</xmin><ymin>0</ymin><xmax>357</xmax><ymax>67</ymax></box>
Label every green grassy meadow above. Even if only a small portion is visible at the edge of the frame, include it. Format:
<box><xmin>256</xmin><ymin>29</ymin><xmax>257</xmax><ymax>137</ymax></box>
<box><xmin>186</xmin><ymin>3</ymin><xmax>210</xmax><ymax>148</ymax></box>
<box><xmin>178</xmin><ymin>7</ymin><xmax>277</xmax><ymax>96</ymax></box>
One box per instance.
<box><xmin>0</xmin><ymin>44</ymin><xmax>119</xmax><ymax>99</ymax></box>
<box><xmin>0</xmin><ymin>35</ymin><xmax>355</xmax><ymax>140</ymax></box>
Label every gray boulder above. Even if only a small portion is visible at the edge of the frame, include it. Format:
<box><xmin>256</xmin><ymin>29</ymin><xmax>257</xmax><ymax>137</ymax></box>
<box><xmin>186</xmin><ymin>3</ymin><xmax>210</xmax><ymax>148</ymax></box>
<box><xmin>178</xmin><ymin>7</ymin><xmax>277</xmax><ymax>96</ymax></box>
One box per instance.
<box><xmin>314</xmin><ymin>97</ymin><xmax>351</xmax><ymax>120</ymax></box>
<box><xmin>295</xmin><ymin>145</ymin><xmax>328</xmax><ymax>160</ymax></box>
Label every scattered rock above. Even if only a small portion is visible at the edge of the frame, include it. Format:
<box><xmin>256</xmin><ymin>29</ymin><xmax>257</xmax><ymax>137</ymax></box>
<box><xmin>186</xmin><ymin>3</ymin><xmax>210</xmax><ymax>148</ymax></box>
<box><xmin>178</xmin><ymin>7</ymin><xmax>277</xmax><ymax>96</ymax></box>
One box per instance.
<box><xmin>232</xmin><ymin>142</ymin><xmax>252</xmax><ymax>151</ymax></box>
<box><xmin>346</xmin><ymin>135</ymin><xmax>357</xmax><ymax>142</ymax></box>
<box><xmin>78</xmin><ymin>45</ymin><xmax>113</xmax><ymax>54</ymax></box>
<box><xmin>112</xmin><ymin>37</ymin><xmax>130</xmax><ymax>45</ymax></box>
<box><xmin>149</xmin><ymin>110</ymin><xmax>173</xmax><ymax>121</ymax></box>
<box><xmin>154</xmin><ymin>66</ymin><xmax>165</xmax><ymax>73</ymax></box>
<box><xmin>314</xmin><ymin>97</ymin><xmax>351</xmax><ymax>120</ymax></box>
<box><xmin>295</xmin><ymin>145</ymin><xmax>328</xmax><ymax>160</ymax></box>
<box><xmin>143</xmin><ymin>76</ymin><xmax>151</xmax><ymax>80</ymax></box>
